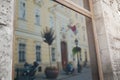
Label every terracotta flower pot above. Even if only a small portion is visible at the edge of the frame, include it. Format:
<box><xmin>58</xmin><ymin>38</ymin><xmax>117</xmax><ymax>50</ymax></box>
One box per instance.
<box><xmin>45</xmin><ymin>66</ymin><xmax>59</xmax><ymax>79</ymax></box>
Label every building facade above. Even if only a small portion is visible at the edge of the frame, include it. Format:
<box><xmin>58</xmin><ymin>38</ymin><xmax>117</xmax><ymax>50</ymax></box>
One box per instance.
<box><xmin>13</xmin><ymin>0</ymin><xmax>90</xmax><ymax>75</ymax></box>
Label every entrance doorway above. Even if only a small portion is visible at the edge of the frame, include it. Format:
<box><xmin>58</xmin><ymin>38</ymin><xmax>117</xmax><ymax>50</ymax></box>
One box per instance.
<box><xmin>61</xmin><ymin>41</ymin><xmax>68</xmax><ymax>70</ymax></box>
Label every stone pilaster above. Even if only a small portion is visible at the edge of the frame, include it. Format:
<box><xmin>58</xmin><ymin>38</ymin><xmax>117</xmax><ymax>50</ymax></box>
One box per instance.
<box><xmin>92</xmin><ymin>0</ymin><xmax>120</xmax><ymax>80</ymax></box>
<box><xmin>0</xmin><ymin>0</ymin><xmax>14</xmax><ymax>80</ymax></box>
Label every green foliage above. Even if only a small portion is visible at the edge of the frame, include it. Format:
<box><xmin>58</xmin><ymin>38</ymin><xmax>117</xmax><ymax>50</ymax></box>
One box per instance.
<box><xmin>41</xmin><ymin>27</ymin><xmax>56</xmax><ymax>67</ymax></box>
<box><xmin>42</xmin><ymin>27</ymin><xmax>55</xmax><ymax>45</ymax></box>
<box><xmin>72</xmin><ymin>47</ymin><xmax>81</xmax><ymax>56</ymax></box>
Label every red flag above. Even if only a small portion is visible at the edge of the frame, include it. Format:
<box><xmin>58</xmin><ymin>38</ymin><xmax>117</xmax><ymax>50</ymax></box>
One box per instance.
<box><xmin>69</xmin><ymin>25</ymin><xmax>77</xmax><ymax>35</ymax></box>
<box><xmin>70</xmin><ymin>25</ymin><xmax>76</xmax><ymax>32</ymax></box>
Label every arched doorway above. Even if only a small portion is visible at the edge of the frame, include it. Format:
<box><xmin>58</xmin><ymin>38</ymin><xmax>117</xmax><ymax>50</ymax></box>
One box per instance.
<box><xmin>61</xmin><ymin>41</ymin><xmax>68</xmax><ymax>70</ymax></box>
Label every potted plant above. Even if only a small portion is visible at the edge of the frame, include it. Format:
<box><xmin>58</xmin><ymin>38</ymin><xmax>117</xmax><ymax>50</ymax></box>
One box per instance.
<box><xmin>41</xmin><ymin>27</ymin><xmax>58</xmax><ymax>79</ymax></box>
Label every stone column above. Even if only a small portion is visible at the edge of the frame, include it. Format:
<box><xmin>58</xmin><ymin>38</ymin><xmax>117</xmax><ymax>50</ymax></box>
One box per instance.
<box><xmin>0</xmin><ymin>0</ymin><xmax>14</xmax><ymax>80</ymax></box>
<box><xmin>92</xmin><ymin>0</ymin><xmax>120</xmax><ymax>80</ymax></box>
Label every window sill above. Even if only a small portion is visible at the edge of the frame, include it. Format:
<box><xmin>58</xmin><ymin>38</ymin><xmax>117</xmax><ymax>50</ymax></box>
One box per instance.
<box><xmin>18</xmin><ymin>17</ymin><xmax>27</xmax><ymax>21</ymax></box>
<box><xmin>34</xmin><ymin>23</ymin><xmax>41</xmax><ymax>26</ymax></box>
<box><xmin>51</xmin><ymin>61</ymin><xmax>56</xmax><ymax>64</ymax></box>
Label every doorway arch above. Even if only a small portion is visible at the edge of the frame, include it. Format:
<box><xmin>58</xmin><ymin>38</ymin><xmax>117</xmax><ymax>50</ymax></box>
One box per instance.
<box><xmin>61</xmin><ymin>41</ymin><xmax>68</xmax><ymax>70</ymax></box>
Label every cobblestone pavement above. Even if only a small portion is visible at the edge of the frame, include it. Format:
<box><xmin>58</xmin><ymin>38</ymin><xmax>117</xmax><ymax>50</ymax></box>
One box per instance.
<box><xmin>36</xmin><ymin>67</ymin><xmax>92</xmax><ymax>80</ymax></box>
<box><xmin>59</xmin><ymin>67</ymin><xmax>92</xmax><ymax>80</ymax></box>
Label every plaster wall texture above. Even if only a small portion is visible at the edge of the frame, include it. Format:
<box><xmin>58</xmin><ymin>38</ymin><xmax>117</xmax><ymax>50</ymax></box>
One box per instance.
<box><xmin>93</xmin><ymin>0</ymin><xmax>120</xmax><ymax>80</ymax></box>
<box><xmin>0</xmin><ymin>0</ymin><xmax>14</xmax><ymax>80</ymax></box>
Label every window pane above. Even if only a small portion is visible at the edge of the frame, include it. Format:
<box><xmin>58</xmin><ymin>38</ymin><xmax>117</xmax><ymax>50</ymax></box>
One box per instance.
<box><xmin>35</xmin><ymin>9</ymin><xmax>40</xmax><ymax>25</ymax></box>
<box><xmin>13</xmin><ymin>0</ymin><xmax>98</xmax><ymax>80</ymax></box>
<box><xmin>70</xmin><ymin>0</ymin><xmax>90</xmax><ymax>11</ymax></box>
<box><xmin>19</xmin><ymin>0</ymin><xmax>26</xmax><ymax>19</ymax></box>
<box><xmin>18</xmin><ymin>43</ymin><xmax>26</xmax><ymax>62</ymax></box>
<box><xmin>36</xmin><ymin>45</ymin><xmax>41</xmax><ymax>62</ymax></box>
<box><xmin>51</xmin><ymin>48</ymin><xmax>55</xmax><ymax>61</ymax></box>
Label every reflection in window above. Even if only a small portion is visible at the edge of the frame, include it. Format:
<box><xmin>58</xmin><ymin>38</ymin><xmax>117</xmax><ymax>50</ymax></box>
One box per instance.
<box><xmin>70</xmin><ymin>0</ymin><xmax>90</xmax><ymax>10</ymax></box>
<box><xmin>79</xmin><ymin>0</ymin><xmax>84</xmax><ymax>7</ymax></box>
<box><xmin>18</xmin><ymin>43</ymin><xmax>26</xmax><ymax>62</ymax></box>
<box><xmin>35</xmin><ymin>9</ymin><xmax>40</xmax><ymax>25</ymax></box>
<box><xmin>70</xmin><ymin>0</ymin><xmax>83</xmax><ymax>7</ymax></box>
<box><xmin>19</xmin><ymin>0</ymin><xmax>26</xmax><ymax>19</ymax></box>
<box><xmin>14</xmin><ymin>0</ymin><xmax>94</xmax><ymax>80</ymax></box>
<box><xmin>36</xmin><ymin>45</ymin><xmax>41</xmax><ymax>62</ymax></box>
<box><xmin>51</xmin><ymin>48</ymin><xmax>55</xmax><ymax>61</ymax></box>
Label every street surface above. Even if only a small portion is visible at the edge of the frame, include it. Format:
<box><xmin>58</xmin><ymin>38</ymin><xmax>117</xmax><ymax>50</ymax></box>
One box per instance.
<box><xmin>36</xmin><ymin>67</ymin><xmax>93</xmax><ymax>80</ymax></box>
<box><xmin>59</xmin><ymin>67</ymin><xmax>92</xmax><ymax>80</ymax></box>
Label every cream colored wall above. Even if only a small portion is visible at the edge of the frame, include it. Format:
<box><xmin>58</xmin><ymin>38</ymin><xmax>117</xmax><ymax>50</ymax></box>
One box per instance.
<box><xmin>14</xmin><ymin>0</ymin><xmax>55</xmax><ymax>66</ymax></box>
<box><xmin>27</xmin><ymin>0</ymin><xmax>34</xmax><ymax>32</ymax></box>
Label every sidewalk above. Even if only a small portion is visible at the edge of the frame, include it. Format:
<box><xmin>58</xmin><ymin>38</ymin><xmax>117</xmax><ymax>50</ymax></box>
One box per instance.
<box><xmin>36</xmin><ymin>67</ymin><xmax>92</xmax><ymax>80</ymax></box>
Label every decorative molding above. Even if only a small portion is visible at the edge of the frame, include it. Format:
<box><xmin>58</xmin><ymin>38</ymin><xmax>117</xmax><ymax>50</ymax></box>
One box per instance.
<box><xmin>34</xmin><ymin>0</ymin><xmax>44</xmax><ymax>7</ymax></box>
<box><xmin>18</xmin><ymin>38</ymin><xmax>27</xmax><ymax>43</ymax></box>
<box><xmin>15</xmin><ymin>29</ymin><xmax>42</xmax><ymax>41</ymax></box>
<box><xmin>48</xmin><ymin>4</ymin><xmax>58</xmax><ymax>13</ymax></box>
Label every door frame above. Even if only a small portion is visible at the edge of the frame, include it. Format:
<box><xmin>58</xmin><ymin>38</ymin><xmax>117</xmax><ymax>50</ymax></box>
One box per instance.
<box><xmin>61</xmin><ymin>41</ymin><xmax>68</xmax><ymax>70</ymax></box>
